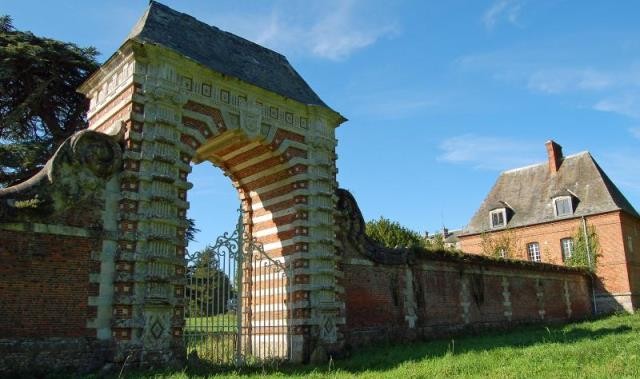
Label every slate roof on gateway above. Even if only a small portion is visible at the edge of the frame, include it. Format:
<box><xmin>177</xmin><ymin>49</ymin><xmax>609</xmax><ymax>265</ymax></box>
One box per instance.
<box><xmin>127</xmin><ymin>1</ymin><xmax>329</xmax><ymax>108</ymax></box>
<box><xmin>462</xmin><ymin>151</ymin><xmax>639</xmax><ymax>235</ymax></box>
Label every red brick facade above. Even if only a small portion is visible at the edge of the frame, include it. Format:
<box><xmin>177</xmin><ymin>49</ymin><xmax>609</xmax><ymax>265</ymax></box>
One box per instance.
<box><xmin>459</xmin><ymin>210</ymin><xmax>640</xmax><ymax>312</ymax></box>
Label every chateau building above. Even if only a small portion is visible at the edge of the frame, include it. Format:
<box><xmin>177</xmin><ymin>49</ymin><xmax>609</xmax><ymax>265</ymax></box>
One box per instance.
<box><xmin>458</xmin><ymin>141</ymin><xmax>640</xmax><ymax>313</ymax></box>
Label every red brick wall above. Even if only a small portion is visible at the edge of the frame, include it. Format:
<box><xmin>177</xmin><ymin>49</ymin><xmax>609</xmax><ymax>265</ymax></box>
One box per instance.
<box><xmin>0</xmin><ymin>230</ymin><xmax>97</xmax><ymax>338</ymax></box>
<box><xmin>344</xmin><ymin>266</ymin><xmax>404</xmax><ymax>329</ymax></box>
<box><xmin>621</xmin><ymin>213</ymin><xmax>640</xmax><ymax>303</ymax></box>
<box><xmin>458</xmin><ymin>211</ymin><xmax>634</xmax><ymax>297</ymax></box>
<box><xmin>419</xmin><ymin>269</ymin><xmax>464</xmax><ymax>325</ymax></box>
<box><xmin>342</xmin><ymin>255</ymin><xmax>591</xmax><ymax>347</ymax></box>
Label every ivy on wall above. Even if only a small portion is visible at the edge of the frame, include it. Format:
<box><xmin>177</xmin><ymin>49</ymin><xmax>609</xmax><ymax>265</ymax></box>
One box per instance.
<box><xmin>566</xmin><ymin>223</ymin><xmax>600</xmax><ymax>272</ymax></box>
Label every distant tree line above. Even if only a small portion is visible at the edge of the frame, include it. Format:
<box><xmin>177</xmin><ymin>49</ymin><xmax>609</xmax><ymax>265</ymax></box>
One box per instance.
<box><xmin>365</xmin><ymin>216</ymin><xmax>454</xmax><ymax>252</ymax></box>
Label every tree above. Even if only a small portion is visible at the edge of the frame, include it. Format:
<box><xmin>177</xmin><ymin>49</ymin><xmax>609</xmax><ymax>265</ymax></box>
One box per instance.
<box><xmin>0</xmin><ymin>15</ymin><xmax>99</xmax><ymax>187</ymax></box>
<box><xmin>185</xmin><ymin>217</ymin><xmax>200</xmax><ymax>244</ymax></box>
<box><xmin>365</xmin><ymin>216</ymin><xmax>425</xmax><ymax>249</ymax></box>
<box><xmin>186</xmin><ymin>245</ymin><xmax>236</xmax><ymax>317</ymax></box>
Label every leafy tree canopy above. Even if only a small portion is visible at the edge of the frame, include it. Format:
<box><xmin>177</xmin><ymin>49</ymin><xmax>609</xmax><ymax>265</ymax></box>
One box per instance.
<box><xmin>0</xmin><ymin>15</ymin><xmax>99</xmax><ymax>187</ymax></box>
<box><xmin>365</xmin><ymin>216</ymin><xmax>425</xmax><ymax>249</ymax></box>
<box><xmin>186</xmin><ymin>244</ymin><xmax>236</xmax><ymax>316</ymax></box>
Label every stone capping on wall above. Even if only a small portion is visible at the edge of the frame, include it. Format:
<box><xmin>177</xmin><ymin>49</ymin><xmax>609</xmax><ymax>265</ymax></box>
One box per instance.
<box><xmin>0</xmin><ymin>222</ymin><xmax>119</xmax><ymax>240</ymax></box>
<box><xmin>411</xmin><ymin>249</ymin><xmax>591</xmax><ymax>275</ymax></box>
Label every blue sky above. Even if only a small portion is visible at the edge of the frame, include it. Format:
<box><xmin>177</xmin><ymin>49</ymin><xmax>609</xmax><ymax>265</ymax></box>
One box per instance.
<box><xmin>5</xmin><ymin>0</ymin><xmax>640</xmax><ymax>252</ymax></box>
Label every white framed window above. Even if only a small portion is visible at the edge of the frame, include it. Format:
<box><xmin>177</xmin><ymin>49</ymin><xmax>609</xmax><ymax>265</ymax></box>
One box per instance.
<box><xmin>498</xmin><ymin>248</ymin><xmax>506</xmax><ymax>258</ymax></box>
<box><xmin>561</xmin><ymin>238</ymin><xmax>574</xmax><ymax>262</ymax></box>
<box><xmin>490</xmin><ymin>208</ymin><xmax>507</xmax><ymax>229</ymax></box>
<box><xmin>554</xmin><ymin>196</ymin><xmax>573</xmax><ymax>217</ymax></box>
<box><xmin>527</xmin><ymin>242</ymin><xmax>541</xmax><ymax>262</ymax></box>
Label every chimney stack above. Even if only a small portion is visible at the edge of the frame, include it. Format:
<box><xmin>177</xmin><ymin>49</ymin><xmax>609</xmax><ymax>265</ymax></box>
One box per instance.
<box><xmin>545</xmin><ymin>140</ymin><xmax>563</xmax><ymax>174</ymax></box>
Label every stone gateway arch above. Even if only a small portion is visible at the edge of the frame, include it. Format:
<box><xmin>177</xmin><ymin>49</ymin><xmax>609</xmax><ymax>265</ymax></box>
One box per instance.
<box><xmin>78</xmin><ymin>1</ymin><xmax>346</xmax><ymax>365</ymax></box>
<box><xmin>0</xmin><ymin>1</ymin><xmax>594</xmax><ymax>375</ymax></box>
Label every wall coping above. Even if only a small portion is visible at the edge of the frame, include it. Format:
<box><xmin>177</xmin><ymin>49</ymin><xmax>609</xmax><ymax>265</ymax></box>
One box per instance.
<box><xmin>0</xmin><ymin>222</ymin><xmax>110</xmax><ymax>238</ymax></box>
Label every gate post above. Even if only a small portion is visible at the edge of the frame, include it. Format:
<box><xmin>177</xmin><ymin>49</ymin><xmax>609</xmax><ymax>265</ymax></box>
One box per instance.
<box><xmin>80</xmin><ymin>46</ymin><xmax>192</xmax><ymax>367</ymax></box>
<box><xmin>296</xmin><ymin>112</ymin><xmax>345</xmax><ymax>361</ymax></box>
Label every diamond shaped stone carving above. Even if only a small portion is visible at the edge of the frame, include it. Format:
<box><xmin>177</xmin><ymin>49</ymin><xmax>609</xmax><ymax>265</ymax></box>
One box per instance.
<box><xmin>150</xmin><ymin>318</ymin><xmax>165</xmax><ymax>339</ymax></box>
<box><xmin>320</xmin><ymin>314</ymin><xmax>336</xmax><ymax>343</ymax></box>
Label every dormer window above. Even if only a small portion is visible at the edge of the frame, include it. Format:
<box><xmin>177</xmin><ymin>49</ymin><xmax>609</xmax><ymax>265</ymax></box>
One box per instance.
<box><xmin>554</xmin><ymin>196</ymin><xmax>573</xmax><ymax>217</ymax></box>
<box><xmin>490</xmin><ymin>208</ymin><xmax>507</xmax><ymax>229</ymax></box>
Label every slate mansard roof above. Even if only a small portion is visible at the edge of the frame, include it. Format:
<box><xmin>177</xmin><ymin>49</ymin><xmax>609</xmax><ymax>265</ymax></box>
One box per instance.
<box><xmin>126</xmin><ymin>1</ymin><xmax>329</xmax><ymax>108</ymax></box>
<box><xmin>463</xmin><ymin>151</ymin><xmax>639</xmax><ymax>235</ymax></box>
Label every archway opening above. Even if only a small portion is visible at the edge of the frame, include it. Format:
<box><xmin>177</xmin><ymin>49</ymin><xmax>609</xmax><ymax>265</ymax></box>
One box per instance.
<box><xmin>183</xmin><ymin>160</ymin><xmax>242</xmax><ymax>364</ymax></box>
<box><xmin>182</xmin><ymin>125</ymin><xmax>298</xmax><ymax>365</ymax></box>
<box><xmin>186</xmin><ymin>162</ymin><xmax>239</xmax><ymax>255</ymax></box>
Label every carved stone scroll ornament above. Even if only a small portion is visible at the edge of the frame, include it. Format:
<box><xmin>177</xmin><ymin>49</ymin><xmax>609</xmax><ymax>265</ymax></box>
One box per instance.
<box><xmin>335</xmin><ymin>188</ymin><xmax>414</xmax><ymax>265</ymax></box>
<box><xmin>0</xmin><ymin>129</ymin><xmax>123</xmax><ymax>222</ymax></box>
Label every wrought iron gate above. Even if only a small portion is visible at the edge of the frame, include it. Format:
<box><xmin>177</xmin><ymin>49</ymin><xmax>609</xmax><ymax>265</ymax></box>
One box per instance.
<box><xmin>184</xmin><ymin>211</ymin><xmax>292</xmax><ymax>365</ymax></box>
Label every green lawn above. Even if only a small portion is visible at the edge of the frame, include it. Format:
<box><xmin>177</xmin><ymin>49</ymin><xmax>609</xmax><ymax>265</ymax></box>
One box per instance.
<box><xmin>114</xmin><ymin>312</ymin><xmax>640</xmax><ymax>378</ymax></box>
<box><xmin>184</xmin><ymin>314</ymin><xmax>239</xmax><ymax>365</ymax></box>
<box><xmin>186</xmin><ymin>314</ymin><xmax>238</xmax><ymax>332</ymax></box>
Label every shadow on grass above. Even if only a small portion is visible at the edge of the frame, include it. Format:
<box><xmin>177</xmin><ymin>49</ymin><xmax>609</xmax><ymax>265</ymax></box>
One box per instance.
<box><xmin>108</xmin><ymin>316</ymin><xmax>635</xmax><ymax>378</ymax></box>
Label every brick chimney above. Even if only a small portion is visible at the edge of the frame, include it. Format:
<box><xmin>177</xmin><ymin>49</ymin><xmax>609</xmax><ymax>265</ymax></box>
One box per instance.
<box><xmin>545</xmin><ymin>140</ymin><xmax>563</xmax><ymax>173</ymax></box>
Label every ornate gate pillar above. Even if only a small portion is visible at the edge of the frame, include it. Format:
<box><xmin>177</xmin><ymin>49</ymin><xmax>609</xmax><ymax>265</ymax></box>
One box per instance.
<box><xmin>78</xmin><ymin>2</ymin><xmax>347</xmax><ymax>364</ymax></box>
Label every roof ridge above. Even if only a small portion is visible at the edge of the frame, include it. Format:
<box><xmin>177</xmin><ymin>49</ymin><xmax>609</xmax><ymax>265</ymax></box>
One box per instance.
<box><xmin>588</xmin><ymin>154</ymin><xmax>640</xmax><ymax>217</ymax></box>
<box><xmin>145</xmin><ymin>1</ymin><xmax>287</xmax><ymax>59</ymax></box>
<box><xmin>463</xmin><ymin>148</ymin><xmax>638</xmax><ymax>235</ymax></box>
<box><xmin>501</xmin><ymin>150</ymin><xmax>590</xmax><ymax>174</ymax></box>
<box><xmin>122</xmin><ymin>1</ymin><xmax>335</xmax><ymax>110</ymax></box>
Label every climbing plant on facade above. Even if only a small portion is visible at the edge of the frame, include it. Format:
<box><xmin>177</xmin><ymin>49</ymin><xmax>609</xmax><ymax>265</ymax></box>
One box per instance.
<box><xmin>566</xmin><ymin>223</ymin><xmax>599</xmax><ymax>271</ymax></box>
<box><xmin>480</xmin><ymin>228</ymin><xmax>521</xmax><ymax>259</ymax></box>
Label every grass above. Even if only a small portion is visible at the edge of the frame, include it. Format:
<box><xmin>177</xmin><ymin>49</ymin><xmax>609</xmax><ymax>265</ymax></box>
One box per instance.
<box><xmin>186</xmin><ymin>314</ymin><xmax>238</xmax><ymax>332</ymax></box>
<box><xmin>109</xmin><ymin>313</ymin><xmax>640</xmax><ymax>378</ymax></box>
<box><xmin>185</xmin><ymin>314</ymin><xmax>239</xmax><ymax>364</ymax></box>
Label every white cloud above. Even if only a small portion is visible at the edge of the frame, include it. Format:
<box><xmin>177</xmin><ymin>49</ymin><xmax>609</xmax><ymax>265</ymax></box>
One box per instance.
<box><xmin>309</xmin><ymin>1</ymin><xmax>397</xmax><ymax>60</ymax></box>
<box><xmin>457</xmin><ymin>52</ymin><xmax>620</xmax><ymax>93</ymax></box>
<box><xmin>205</xmin><ymin>1</ymin><xmax>397</xmax><ymax>61</ymax></box>
<box><xmin>527</xmin><ymin>69</ymin><xmax>613</xmax><ymax>94</ymax></box>
<box><xmin>483</xmin><ymin>0</ymin><xmax>524</xmax><ymax>29</ymax></box>
<box><xmin>455</xmin><ymin>50</ymin><xmax>546</xmax><ymax>84</ymax></box>
<box><xmin>438</xmin><ymin>134</ymin><xmax>539</xmax><ymax>171</ymax></box>
<box><xmin>456</xmin><ymin>49</ymin><xmax>640</xmax><ymax>119</ymax></box>
<box><xmin>594</xmin><ymin>94</ymin><xmax>640</xmax><ymax>119</ymax></box>
<box><xmin>629</xmin><ymin>127</ymin><xmax>640</xmax><ymax>139</ymax></box>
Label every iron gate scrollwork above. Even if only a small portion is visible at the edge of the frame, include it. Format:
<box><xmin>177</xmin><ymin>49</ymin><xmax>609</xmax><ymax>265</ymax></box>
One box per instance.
<box><xmin>184</xmin><ymin>210</ymin><xmax>293</xmax><ymax>366</ymax></box>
